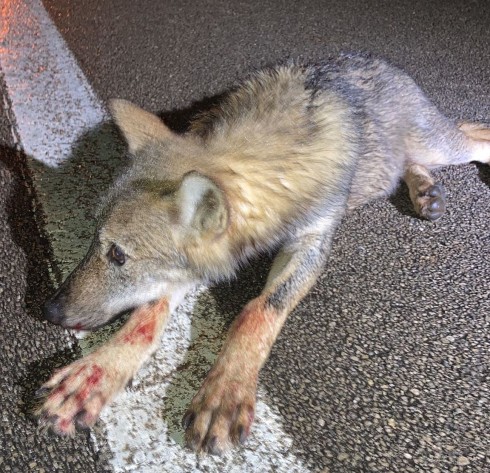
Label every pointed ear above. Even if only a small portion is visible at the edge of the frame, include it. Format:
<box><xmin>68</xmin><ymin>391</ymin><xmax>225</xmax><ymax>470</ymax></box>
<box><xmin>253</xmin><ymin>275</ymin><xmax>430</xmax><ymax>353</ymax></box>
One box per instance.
<box><xmin>109</xmin><ymin>99</ymin><xmax>175</xmax><ymax>154</ymax></box>
<box><xmin>176</xmin><ymin>172</ymin><xmax>229</xmax><ymax>236</ymax></box>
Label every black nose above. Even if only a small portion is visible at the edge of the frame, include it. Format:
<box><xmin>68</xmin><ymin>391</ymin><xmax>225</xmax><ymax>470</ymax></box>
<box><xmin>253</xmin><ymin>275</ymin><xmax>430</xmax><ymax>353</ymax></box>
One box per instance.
<box><xmin>43</xmin><ymin>298</ymin><xmax>65</xmax><ymax>325</ymax></box>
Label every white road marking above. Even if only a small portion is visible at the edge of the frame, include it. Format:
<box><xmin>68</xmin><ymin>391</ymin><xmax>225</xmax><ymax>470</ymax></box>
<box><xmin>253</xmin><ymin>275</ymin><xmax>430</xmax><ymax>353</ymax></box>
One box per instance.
<box><xmin>0</xmin><ymin>1</ymin><xmax>309</xmax><ymax>471</ymax></box>
<box><xmin>0</xmin><ymin>0</ymin><xmax>105</xmax><ymax>167</ymax></box>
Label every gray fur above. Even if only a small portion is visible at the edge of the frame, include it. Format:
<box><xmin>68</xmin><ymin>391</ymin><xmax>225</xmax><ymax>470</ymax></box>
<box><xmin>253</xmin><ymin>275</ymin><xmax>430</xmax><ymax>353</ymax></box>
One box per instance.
<box><xmin>44</xmin><ymin>53</ymin><xmax>489</xmax><ymax>335</ymax></box>
<box><xmin>40</xmin><ymin>54</ymin><xmax>490</xmax><ymax>451</ymax></box>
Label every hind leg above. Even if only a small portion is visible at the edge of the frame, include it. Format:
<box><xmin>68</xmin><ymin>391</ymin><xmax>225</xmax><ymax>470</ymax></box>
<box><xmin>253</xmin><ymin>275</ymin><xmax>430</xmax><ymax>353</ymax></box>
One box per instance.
<box><xmin>458</xmin><ymin>122</ymin><xmax>490</xmax><ymax>164</ymax></box>
<box><xmin>404</xmin><ymin>163</ymin><xmax>446</xmax><ymax>221</ymax></box>
<box><xmin>403</xmin><ymin>120</ymin><xmax>490</xmax><ymax>220</ymax></box>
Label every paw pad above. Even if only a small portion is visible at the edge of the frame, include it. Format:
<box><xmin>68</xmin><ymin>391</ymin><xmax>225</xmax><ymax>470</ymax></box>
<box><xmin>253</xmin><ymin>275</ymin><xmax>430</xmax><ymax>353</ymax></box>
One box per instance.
<box><xmin>418</xmin><ymin>184</ymin><xmax>446</xmax><ymax>221</ymax></box>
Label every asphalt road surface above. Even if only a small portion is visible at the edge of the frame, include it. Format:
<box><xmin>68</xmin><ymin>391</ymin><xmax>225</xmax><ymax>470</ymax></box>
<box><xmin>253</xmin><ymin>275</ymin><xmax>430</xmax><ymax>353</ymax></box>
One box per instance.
<box><xmin>0</xmin><ymin>0</ymin><xmax>489</xmax><ymax>472</ymax></box>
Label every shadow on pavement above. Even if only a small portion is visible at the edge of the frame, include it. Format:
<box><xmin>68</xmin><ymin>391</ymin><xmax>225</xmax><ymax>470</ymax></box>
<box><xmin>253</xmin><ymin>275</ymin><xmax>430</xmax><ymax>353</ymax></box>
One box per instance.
<box><xmin>0</xmin><ymin>144</ymin><xmax>79</xmax><ymax>402</ymax></box>
<box><xmin>0</xmin><ymin>143</ymin><xmax>112</xmax><ymax>472</ymax></box>
<box><xmin>0</xmin><ymin>145</ymin><xmax>58</xmax><ymax>320</ymax></box>
<box><xmin>476</xmin><ymin>161</ymin><xmax>490</xmax><ymax>187</ymax></box>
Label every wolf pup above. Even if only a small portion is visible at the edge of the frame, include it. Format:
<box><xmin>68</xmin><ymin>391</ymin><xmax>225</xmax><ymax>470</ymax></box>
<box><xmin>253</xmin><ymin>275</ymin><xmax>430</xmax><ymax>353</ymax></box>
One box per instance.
<box><xmin>37</xmin><ymin>53</ymin><xmax>490</xmax><ymax>454</ymax></box>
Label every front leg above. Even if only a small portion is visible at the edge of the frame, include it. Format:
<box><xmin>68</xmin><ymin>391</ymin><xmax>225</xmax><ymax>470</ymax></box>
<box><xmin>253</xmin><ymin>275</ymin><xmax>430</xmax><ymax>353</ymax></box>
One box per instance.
<box><xmin>36</xmin><ymin>297</ymin><xmax>170</xmax><ymax>434</ymax></box>
<box><xmin>184</xmin><ymin>222</ymin><xmax>339</xmax><ymax>454</ymax></box>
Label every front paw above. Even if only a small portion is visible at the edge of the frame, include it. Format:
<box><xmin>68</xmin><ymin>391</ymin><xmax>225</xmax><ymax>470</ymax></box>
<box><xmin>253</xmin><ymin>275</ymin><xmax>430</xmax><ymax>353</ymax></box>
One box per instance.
<box><xmin>183</xmin><ymin>366</ymin><xmax>257</xmax><ymax>455</ymax></box>
<box><xmin>35</xmin><ymin>355</ymin><xmax>124</xmax><ymax>435</ymax></box>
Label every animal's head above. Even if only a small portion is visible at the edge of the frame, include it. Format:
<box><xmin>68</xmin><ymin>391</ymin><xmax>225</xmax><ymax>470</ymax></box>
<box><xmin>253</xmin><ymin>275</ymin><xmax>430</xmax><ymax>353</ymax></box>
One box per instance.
<box><xmin>43</xmin><ymin>100</ymin><xmax>229</xmax><ymax>330</ymax></box>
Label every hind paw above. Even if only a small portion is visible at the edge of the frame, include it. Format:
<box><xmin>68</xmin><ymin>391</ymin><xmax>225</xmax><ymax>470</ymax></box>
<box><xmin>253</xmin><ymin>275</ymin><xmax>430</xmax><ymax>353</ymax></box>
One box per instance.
<box><xmin>416</xmin><ymin>184</ymin><xmax>446</xmax><ymax>221</ymax></box>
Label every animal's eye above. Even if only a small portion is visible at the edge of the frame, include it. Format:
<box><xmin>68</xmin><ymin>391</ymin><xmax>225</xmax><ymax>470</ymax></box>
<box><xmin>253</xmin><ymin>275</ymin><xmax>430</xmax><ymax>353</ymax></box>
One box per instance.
<box><xmin>108</xmin><ymin>244</ymin><xmax>126</xmax><ymax>266</ymax></box>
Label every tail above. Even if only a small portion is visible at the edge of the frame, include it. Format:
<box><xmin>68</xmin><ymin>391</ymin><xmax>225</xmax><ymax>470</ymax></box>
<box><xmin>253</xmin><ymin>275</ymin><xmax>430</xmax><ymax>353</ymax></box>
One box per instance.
<box><xmin>458</xmin><ymin>121</ymin><xmax>490</xmax><ymax>164</ymax></box>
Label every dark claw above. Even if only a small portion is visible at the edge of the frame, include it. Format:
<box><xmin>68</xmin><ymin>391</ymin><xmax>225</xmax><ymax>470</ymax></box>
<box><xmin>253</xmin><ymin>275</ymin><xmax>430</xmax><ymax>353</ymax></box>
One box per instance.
<box><xmin>35</xmin><ymin>387</ymin><xmax>51</xmax><ymax>399</ymax></box>
<box><xmin>38</xmin><ymin>413</ymin><xmax>59</xmax><ymax>427</ymax></box>
<box><xmin>182</xmin><ymin>411</ymin><xmax>195</xmax><ymax>430</ymax></box>
<box><xmin>186</xmin><ymin>432</ymin><xmax>201</xmax><ymax>451</ymax></box>
<box><xmin>237</xmin><ymin>425</ymin><xmax>248</xmax><ymax>444</ymax></box>
<box><xmin>74</xmin><ymin>410</ymin><xmax>89</xmax><ymax>431</ymax></box>
<box><xmin>206</xmin><ymin>436</ymin><xmax>222</xmax><ymax>455</ymax></box>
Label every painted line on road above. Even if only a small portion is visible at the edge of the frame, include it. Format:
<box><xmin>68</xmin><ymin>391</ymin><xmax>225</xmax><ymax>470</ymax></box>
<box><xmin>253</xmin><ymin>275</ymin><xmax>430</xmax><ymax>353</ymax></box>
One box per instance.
<box><xmin>0</xmin><ymin>0</ymin><xmax>105</xmax><ymax>167</ymax></box>
<box><xmin>0</xmin><ymin>1</ymin><xmax>309</xmax><ymax>471</ymax></box>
